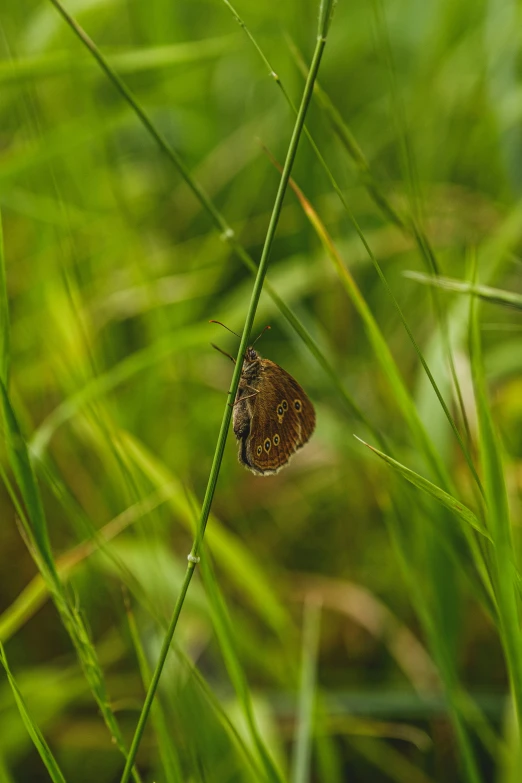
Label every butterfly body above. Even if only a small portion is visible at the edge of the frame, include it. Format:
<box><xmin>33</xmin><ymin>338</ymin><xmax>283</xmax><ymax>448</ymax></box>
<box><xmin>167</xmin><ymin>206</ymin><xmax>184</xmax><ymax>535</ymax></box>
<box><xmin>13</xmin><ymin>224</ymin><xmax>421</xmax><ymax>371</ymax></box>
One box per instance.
<box><xmin>233</xmin><ymin>348</ymin><xmax>315</xmax><ymax>475</ymax></box>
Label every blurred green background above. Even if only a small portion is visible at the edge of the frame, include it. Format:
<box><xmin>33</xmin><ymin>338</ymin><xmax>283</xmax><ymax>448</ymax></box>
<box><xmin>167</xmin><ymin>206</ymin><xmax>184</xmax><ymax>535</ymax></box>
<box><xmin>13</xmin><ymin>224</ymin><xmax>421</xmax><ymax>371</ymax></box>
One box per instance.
<box><xmin>1</xmin><ymin>0</ymin><xmax>522</xmax><ymax>781</ymax></box>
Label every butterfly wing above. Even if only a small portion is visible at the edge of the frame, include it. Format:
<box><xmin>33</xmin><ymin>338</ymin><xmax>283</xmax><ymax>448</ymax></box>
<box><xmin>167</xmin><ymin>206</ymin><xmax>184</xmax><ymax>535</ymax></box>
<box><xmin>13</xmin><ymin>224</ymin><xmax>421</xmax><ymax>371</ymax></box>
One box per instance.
<box><xmin>244</xmin><ymin>359</ymin><xmax>315</xmax><ymax>475</ymax></box>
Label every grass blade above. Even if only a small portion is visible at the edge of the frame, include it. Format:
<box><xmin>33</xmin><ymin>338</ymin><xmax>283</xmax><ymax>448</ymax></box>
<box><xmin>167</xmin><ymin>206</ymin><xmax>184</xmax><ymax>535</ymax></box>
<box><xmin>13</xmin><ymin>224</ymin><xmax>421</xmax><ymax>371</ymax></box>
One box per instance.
<box><xmin>354</xmin><ymin>436</ymin><xmax>490</xmax><ymax>539</ymax></box>
<box><xmin>0</xmin><ymin>642</ymin><xmax>67</xmax><ymax>783</ymax></box>
<box><xmin>199</xmin><ymin>546</ymin><xmax>285</xmax><ymax>783</ymax></box>
<box><xmin>0</xmin><ymin>381</ymin><xmax>58</xmax><ymax>581</ymax></box>
<box><xmin>291</xmin><ymin>599</ymin><xmax>321</xmax><ymax>783</ymax></box>
<box><xmin>470</xmin><ymin>266</ymin><xmax>522</xmax><ymax>736</ymax></box>
<box><xmin>405</xmin><ymin>271</ymin><xmax>522</xmax><ymax>310</ymax></box>
<box><xmin>0</xmin><ymin>381</ymin><xmax>143</xmax><ymax>782</ymax></box>
<box><xmin>121</xmin><ymin>431</ymin><xmax>290</xmax><ymax>635</ymax></box>
<box><xmin>0</xmin><ymin>485</ymin><xmax>176</xmax><ymax>643</ymax></box>
<box><xmin>0</xmin><ymin>35</ymin><xmax>237</xmax><ymax>84</ymax></box>
<box><xmin>124</xmin><ymin>596</ymin><xmax>183</xmax><ymax>783</ymax></box>
<box><xmin>0</xmin><ymin>211</ymin><xmax>9</xmax><ymax>385</ymax></box>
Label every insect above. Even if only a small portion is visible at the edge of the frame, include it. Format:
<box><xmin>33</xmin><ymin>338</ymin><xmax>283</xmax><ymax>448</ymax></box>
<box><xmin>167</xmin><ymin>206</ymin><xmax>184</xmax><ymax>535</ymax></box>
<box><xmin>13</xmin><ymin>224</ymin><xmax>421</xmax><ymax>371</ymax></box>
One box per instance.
<box><xmin>211</xmin><ymin>322</ymin><xmax>316</xmax><ymax>475</ymax></box>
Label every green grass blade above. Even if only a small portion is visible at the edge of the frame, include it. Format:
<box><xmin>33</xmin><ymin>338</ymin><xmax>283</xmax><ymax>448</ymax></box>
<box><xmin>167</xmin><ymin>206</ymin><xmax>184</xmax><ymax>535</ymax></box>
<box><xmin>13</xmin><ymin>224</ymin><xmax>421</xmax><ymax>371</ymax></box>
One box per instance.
<box><xmin>199</xmin><ymin>546</ymin><xmax>285</xmax><ymax>783</ymax></box>
<box><xmin>121</xmin><ymin>431</ymin><xmax>290</xmax><ymax>635</ymax></box>
<box><xmin>0</xmin><ymin>381</ymin><xmax>58</xmax><ymax>581</ymax></box>
<box><xmin>0</xmin><ymin>642</ymin><xmax>67</xmax><ymax>783</ymax></box>
<box><xmin>405</xmin><ymin>271</ymin><xmax>522</xmax><ymax>310</ymax></box>
<box><xmin>1</xmin><ymin>387</ymin><xmax>142</xmax><ymax>782</ymax></box>
<box><xmin>382</xmin><ymin>500</ymin><xmax>486</xmax><ymax>783</ymax></box>
<box><xmin>124</xmin><ymin>597</ymin><xmax>183</xmax><ymax>783</ymax></box>
<box><xmin>470</xmin><ymin>270</ymin><xmax>522</xmax><ymax>735</ymax></box>
<box><xmin>284</xmin><ymin>176</ymin><xmax>494</xmax><ymax>645</ymax></box>
<box><xmin>171</xmin><ymin>640</ymin><xmax>268</xmax><ymax>781</ymax></box>
<box><xmin>354</xmin><ymin>436</ymin><xmax>490</xmax><ymax>539</ymax></box>
<box><xmin>0</xmin><ymin>36</ymin><xmax>238</xmax><ymax>84</ymax></box>
<box><xmin>30</xmin><ymin>327</ymin><xmax>207</xmax><ymax>458</ymax></box>
<box><xmin>349</xmin><ymin>735</ymin><xmax>434</xmax><ymax>783</ymax></box>
<box><xmin>291</xmin><ymin>600</ymin><xmax>321</xmax><ymax>783</ymax></box>
<box><xmin>0</xmin><ymin>484</ymin><xmax>176</xmax><ymax>643</ymax></box>
<box><xmin>0</xmin><ymin>211</ymin><xmax>9</xmax><ymax>385</ymax></box>
<box><xmin>281</xmin><ymin>175</ymin><xmax>450</xmax><ymax>489</ymax></box>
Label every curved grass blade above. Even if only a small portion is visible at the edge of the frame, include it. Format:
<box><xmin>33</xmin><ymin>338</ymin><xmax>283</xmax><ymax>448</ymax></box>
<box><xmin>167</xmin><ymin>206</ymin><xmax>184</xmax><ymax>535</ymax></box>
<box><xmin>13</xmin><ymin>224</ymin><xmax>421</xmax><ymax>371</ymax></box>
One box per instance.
<box><xmin>30</xmin><ymin>326</ymin><xmax>208</xmax><ymax>458</ymax></box>
<box><xmin>0</xmin><ymin>381</ymin><xmax>58</xmax><ymax>580</ymax></box>
<box><xmin>0</xmin><ymin>35</ymin><xmax>238</xmax><ymax>85</ymax></box>
<box><xmin>354</xmin><ymin>436</ymin><xmax>490</xmax><ymax>540</ymax></box>
<box><xmin>0</xmin><ymin>484</ymin><xmax>177</xmax><ymax>643</ymax></box>
<box><xmin>405</xmin><ymin>271</ymin><xmax>522</xmax><ymax>310</ymax></box>
<box><xmin>0</xmin><ymin>383</ymin><xmax>143</xmax><ymax>782</ymax></box>
<box><xmin>0</xmin><ymin>642</ymin><xmax>66</xmax><ymax>783</ymax></box>
<box><xmin>170</xmin><ymin>637</ymin><xmax>269</xmax><ymax>782</ymax></box>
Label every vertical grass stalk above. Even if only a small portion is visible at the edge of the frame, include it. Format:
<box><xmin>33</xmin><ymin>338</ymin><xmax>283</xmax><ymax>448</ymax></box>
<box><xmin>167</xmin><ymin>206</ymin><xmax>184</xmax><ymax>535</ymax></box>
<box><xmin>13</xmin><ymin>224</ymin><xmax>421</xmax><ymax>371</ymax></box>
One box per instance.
<box><xmin>470</xmin><ymin>265</ymin><xmax>522</xmax><ymax>737</ymax></box>
<box><xmin>119</xmin><ymin>3</ymin><xmax>337</xmax><ymax>780</ymax></box>
<box><xmin>0</xmin><ymin>212</ymin><xmax>9</xmax><ymax>385</ymax></box>
<box><xmin>291</xmin><ymin>599</ymin><xmax>321</xmax><ymax>783</ymax></box>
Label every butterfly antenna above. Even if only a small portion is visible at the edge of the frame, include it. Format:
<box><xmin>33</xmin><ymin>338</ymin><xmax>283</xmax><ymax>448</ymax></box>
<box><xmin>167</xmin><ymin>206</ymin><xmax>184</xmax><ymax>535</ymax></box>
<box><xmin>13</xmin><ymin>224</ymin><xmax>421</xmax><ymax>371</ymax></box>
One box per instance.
<box><xmin>209</xmin><ymin>320</ymin><xmax>241</xmax><ymax>339</ymax></box>
<box><xmin>252</xmin><ymin>325</ymin><xmax>271</xmax><ymax>346</ymax></box>
<box><xmin>211</xmin><ymin>343</ymin><xmax>236</xmax><ymax>364</ymax></box>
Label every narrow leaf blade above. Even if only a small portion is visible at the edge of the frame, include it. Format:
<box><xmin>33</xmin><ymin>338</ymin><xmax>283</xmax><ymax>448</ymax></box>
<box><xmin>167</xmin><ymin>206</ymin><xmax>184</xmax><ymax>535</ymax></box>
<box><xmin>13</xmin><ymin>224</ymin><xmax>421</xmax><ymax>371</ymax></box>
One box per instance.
<box><xmin>354</xmin><ymin>436</ymin><xmax>489</xmax><ymax>539</ymax></box>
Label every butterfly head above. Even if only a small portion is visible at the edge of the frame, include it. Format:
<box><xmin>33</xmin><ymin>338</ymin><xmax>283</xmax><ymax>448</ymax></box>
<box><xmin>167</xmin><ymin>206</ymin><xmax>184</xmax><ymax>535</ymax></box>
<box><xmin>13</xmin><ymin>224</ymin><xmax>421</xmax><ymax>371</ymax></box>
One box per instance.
<box><xmin>242</xmin><ymin>346</ymin><xmax>261</xmax><ymax>380</ymax></box>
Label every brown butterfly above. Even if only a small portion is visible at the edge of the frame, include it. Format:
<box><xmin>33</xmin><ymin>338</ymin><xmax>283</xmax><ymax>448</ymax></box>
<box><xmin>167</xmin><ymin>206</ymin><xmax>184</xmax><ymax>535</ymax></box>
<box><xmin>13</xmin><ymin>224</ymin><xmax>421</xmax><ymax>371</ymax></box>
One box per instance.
<box><xmin>211</xmin><ymin>322</ymin><xmax>316</xmax><ymax>475</ymax></box>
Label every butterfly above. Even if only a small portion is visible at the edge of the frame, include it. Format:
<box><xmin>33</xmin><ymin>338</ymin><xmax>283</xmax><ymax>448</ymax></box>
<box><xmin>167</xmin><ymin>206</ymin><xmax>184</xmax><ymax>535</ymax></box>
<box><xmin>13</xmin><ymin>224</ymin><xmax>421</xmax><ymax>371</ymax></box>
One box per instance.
<box><xmin>211</xmin><ymin>322</ymin><xmax>316</xmax><ymax>475</ymax></box>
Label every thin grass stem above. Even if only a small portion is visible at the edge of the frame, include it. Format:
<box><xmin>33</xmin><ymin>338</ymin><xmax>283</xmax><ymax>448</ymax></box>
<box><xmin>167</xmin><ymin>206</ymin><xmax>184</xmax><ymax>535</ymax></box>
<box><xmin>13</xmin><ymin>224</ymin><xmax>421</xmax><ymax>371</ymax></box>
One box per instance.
<box><xmin>0</xmin><ymin>212</ymin><xmax>9</xmax><ymax>385</ymax></box>
<box><xmin>119</xmin><ymin>4</ymin><xmax>336</xmax><ymax>780</ymax></box>
<box><xmin>291</xmin><ymin>598</ymin><xmax>321</xmax><ymax>783</ymax></box>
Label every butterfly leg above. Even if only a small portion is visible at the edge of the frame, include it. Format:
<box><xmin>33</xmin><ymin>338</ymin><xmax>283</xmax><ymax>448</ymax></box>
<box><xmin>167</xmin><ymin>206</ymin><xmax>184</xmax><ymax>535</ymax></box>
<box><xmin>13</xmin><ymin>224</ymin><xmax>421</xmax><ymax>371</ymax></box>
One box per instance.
<box><xmin>228</xmin><ymin>385</ymin><xmax>259</xmax><ymax>408</ymax></box>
